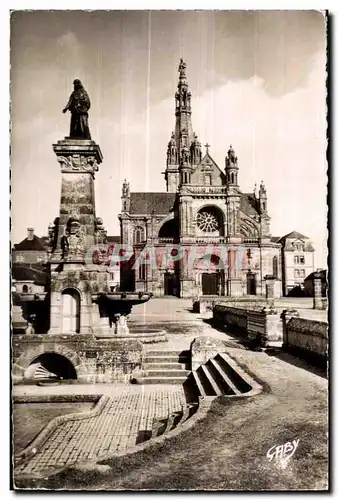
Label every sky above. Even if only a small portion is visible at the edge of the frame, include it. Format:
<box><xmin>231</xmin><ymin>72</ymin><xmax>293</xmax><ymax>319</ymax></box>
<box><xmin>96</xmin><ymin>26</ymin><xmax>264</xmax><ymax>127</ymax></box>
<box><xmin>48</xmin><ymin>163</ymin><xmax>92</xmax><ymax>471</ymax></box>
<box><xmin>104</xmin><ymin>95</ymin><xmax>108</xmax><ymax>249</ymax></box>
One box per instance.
<box><xmin>10</xmin><ymin>10</ymin><xmax>327</xmax><ymax>268</ymax></box>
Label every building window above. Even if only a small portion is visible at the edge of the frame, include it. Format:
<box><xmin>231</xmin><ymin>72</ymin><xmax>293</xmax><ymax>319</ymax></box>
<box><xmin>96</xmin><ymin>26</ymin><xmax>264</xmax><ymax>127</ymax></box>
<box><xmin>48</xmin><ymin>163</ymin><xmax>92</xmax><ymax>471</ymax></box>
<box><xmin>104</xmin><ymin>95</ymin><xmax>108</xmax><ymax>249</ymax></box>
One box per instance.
<box><xmin>293</xmin><ymin>242</ymin><xmax>304</xmax><ymax>252</ymax></box>
<box><xmin>22</xmin><ymin>285</ymin><xmax>28</xmax><ymax>293</ymax></box>
<box><xmin>138</xmin><ymin>263</ymin><xmax>146</xmax><ymax>280</ymax></box>
<box><xmin>272</xmin><ymin>256</ymin><xmax>278</xmax><ymax>278</ymax></box>
<box><xmin>15</xmin><ymin>254</ymin><xmax>24</xmax><ymax>263</ymax></box>
<box><xmin>205</xmin><ymin>174</ymin><xmax>211</xmax><ymax>186</ymax></box>
<box><xmin>294</xmin><ymin>255</ymin><xmax>305</xmax><ymax>265</ymax></box>
<box><xmin>294</xmin><ymin>269</ymin><xmax>306</xmax><ymax>278</ymax></box>
<box><xmin>133</xmin><ymin>226</ymin><xmax>144</xmax><ymax>245</ymax></box>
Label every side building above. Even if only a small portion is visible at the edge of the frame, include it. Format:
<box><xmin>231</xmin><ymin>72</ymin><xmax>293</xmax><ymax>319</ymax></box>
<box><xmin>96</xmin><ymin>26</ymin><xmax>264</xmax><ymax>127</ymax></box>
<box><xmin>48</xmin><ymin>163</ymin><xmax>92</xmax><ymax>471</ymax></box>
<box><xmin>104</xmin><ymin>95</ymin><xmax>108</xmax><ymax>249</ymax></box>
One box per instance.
<box><xmin>276</xmin><ymin>231</ymin><xmax>315</xmax><ymax>296</ymax></box>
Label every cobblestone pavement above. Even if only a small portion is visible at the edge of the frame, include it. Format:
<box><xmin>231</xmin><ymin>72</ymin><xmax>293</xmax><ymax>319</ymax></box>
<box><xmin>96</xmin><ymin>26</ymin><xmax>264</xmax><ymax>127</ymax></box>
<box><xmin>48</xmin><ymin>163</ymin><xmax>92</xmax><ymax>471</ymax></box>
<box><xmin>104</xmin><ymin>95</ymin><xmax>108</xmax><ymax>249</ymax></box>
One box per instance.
<box><xmin>15</xmin><ymin>385</ymin><xmax>186</xmax><ymax>476</ymax></box>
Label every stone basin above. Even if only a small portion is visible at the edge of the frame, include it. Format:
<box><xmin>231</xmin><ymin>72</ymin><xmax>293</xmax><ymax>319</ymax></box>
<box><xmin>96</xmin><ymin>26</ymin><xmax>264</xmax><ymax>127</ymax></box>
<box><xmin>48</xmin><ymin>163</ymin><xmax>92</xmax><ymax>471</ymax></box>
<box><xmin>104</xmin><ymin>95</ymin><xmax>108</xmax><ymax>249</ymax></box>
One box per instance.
<box><xmin>92</xmin><ymin>292</ymin><xmax>153</xmax><ymax>315</ymax></box>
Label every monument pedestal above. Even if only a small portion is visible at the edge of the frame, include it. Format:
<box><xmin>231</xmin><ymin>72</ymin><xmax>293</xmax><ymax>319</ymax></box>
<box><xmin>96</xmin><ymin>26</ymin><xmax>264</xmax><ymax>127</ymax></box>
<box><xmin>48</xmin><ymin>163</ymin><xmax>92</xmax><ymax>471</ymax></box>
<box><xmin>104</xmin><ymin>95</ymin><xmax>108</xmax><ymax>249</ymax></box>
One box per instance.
<box><xmin>47</xmin><ymin>138</ymin><xmax>110</xmax><ymax>335</ymax></box>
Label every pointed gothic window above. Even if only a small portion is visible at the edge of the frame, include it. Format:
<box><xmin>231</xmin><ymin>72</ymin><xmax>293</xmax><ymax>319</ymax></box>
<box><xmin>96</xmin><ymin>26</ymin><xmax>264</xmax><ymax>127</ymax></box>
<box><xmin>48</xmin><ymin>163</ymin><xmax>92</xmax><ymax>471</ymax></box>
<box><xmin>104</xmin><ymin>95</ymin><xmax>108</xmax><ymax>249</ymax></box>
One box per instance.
<box><xmin>205</xmin><ymin>174</ymin><xmax>211</xmax><ymax>186</ymax></box>
<box><xmin>133</xmin><ymin>227</ymin><xmax>144</xmax><ymax>245</ymax></box>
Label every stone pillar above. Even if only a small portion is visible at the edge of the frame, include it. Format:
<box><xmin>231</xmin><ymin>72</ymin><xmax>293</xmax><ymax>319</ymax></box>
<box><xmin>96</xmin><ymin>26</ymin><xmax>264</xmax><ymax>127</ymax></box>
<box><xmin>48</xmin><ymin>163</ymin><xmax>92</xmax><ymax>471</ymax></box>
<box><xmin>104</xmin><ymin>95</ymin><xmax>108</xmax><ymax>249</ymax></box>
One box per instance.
<box><xmin>313</xmin><ymin>270</ymin><xmax>323</xmax><ymax>310</ymax></box>
<box><xmin>281</xmin><ymin>309</ymin><xmax>300</xmax><ymax>350</ymax></box>
<box><xmin>264</xmin><ymin>274</ymin><xmax>276</xmax><ymax>307</ymax></box>
<box><xmin>227</xmin><ymin>248</ymin><xmax>242</xmax><ymax>296</ymax></box>
<box><xmin>48</xmin><ymin>138</ymin><xmax>107</xmax><ymax>336</ymax></box>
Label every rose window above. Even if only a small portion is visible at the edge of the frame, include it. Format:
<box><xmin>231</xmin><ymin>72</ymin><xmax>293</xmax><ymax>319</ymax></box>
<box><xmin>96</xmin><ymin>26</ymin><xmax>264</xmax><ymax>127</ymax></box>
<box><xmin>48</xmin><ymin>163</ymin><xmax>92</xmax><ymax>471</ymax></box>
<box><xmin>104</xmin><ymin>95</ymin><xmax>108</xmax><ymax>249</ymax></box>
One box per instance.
<box><xmin>196</xmin><ymin>209</ymin><xmax>219</xmax><ymax>233</ymax></box>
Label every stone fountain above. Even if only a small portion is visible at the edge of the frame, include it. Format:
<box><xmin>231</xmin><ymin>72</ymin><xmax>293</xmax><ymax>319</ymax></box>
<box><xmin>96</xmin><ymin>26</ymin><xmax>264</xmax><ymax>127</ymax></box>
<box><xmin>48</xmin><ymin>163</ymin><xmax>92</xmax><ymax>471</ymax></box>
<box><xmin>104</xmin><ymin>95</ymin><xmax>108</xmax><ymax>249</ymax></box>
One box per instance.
<box><xmin>12</xmin><ymin>80</ymin><xmax>166</xmax><ymax>384</ymax></box>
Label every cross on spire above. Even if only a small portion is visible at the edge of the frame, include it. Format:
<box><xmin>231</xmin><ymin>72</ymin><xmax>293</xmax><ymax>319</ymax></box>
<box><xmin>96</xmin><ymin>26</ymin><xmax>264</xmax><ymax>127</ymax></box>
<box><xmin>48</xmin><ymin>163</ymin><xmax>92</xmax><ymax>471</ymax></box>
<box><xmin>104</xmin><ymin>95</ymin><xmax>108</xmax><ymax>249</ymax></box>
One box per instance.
<box><xmin>205</xmin><ymin>143</ymin><xmax>210</xmax><ymax>154</ymax></box>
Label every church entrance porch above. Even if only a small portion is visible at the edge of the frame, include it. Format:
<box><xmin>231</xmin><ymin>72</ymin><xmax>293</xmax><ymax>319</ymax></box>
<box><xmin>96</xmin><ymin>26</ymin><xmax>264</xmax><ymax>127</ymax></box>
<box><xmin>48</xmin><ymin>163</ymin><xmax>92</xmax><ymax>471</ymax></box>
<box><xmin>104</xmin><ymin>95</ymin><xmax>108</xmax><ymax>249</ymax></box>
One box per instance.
<box><xmin>194</xmin><ymin>254</ymin><xmax>226</xmax><ymax>297</ymax></box>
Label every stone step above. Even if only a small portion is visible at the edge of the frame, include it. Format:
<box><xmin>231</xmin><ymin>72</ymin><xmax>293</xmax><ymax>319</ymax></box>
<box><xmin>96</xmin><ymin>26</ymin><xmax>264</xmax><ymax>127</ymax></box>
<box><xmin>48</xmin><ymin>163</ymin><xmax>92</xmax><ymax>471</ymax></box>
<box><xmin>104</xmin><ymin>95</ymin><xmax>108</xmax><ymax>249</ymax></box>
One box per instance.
<box><xmin>192</xmin><ymin>370</ymin><xmax>207</xmax><ymax>397</ymax></box>
<box><xmin>200</xmin><ymin>364</ymin><xmax>222</xmax><ymax>396</ymax></box>
<box><xmin>143</xmin><ymin>362</ymin><xmax>187</xmax><ymax>370</ymax></box>
<box><xmin>135</xmin><ymin>377</ymin><xmax>187</xmax><ymax>385</ymax></box>
<box><xmin>208</xmin><ymin>358</ymin><xmax>240</xmax><ymax>395</ymax></box>
<box><xmin>144</xmin><ymin>355</ymin><xmax>189</xmax><ymax>364</ymax></box>
<box><xmin>216</xmin><ymin>352</ymin><xmax>252</xmax><ymax>393</ymax></box>
<box><xmin>145</xmin><ymin>369</ymin><xmax>190</xmax><ymax>378</ymax></box>
<box><xmin>144</xmin><ymin>350</ymin><xmax>190</xmax><ymax>356</ymax></box>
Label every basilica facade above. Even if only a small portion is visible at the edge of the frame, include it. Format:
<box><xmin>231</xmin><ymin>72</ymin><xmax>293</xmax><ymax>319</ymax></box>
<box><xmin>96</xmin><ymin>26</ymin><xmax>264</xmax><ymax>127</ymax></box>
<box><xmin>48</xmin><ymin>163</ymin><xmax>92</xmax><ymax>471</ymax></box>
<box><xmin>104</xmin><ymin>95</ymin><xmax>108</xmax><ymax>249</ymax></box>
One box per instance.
<box><xmin>118</xmin><ymin>60</ymin><xmax>282</xmax><ymax>298</ymax></box>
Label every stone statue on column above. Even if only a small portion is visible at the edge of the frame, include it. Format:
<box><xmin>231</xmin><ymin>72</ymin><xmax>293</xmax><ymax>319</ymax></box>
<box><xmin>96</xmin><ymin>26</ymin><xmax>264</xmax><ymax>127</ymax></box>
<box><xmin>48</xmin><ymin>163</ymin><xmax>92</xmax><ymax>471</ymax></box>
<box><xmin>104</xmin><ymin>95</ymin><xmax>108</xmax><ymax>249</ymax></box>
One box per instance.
<box><xmin>63</xmin><ymin>79</ymin><xmax>91</xmax><ymax>140</ymax></box>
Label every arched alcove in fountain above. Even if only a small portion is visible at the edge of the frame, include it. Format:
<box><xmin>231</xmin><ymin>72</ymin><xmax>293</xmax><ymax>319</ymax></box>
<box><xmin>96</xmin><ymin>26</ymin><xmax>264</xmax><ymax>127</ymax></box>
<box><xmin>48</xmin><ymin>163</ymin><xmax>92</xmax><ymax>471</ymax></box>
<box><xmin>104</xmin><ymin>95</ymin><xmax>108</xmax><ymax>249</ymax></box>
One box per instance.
<box><xmin>25</xmin><ymin>352</ymin><xmax>77</xmax><ymax>380</ymax></box>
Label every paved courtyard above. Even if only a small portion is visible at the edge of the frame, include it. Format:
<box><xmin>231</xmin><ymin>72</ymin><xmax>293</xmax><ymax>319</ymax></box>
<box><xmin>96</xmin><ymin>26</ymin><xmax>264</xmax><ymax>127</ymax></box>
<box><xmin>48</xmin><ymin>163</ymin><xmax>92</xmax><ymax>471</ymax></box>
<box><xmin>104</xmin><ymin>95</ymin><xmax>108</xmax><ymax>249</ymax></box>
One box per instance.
<box><xmin>15</xmin><ymin>385</ymin><xmax>186</xmax><ymax>476</ymax></box>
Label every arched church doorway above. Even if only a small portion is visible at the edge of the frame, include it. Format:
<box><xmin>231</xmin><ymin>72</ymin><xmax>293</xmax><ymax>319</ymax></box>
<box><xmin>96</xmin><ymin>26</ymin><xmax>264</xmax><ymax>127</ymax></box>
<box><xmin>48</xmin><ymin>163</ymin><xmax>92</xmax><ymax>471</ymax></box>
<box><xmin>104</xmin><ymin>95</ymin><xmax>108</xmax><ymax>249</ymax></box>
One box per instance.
<box><xmin>195</xmin><ymin>254</ymin><xmax>225</xmax><ymax>296</ymax></box>
<box><xmin>25</xmin><ymin>352</ymin><xmax>77</xmax><ymax>380</ymax></box>
<box><xmin>61</xmin><ymin>288</ymin><xmax>80</xmax><ymax>334</ymax></box>
<box><xmin>164</xmin><ymin>273</ymin><xmax>179</xmax><ymax>296</ymax></box>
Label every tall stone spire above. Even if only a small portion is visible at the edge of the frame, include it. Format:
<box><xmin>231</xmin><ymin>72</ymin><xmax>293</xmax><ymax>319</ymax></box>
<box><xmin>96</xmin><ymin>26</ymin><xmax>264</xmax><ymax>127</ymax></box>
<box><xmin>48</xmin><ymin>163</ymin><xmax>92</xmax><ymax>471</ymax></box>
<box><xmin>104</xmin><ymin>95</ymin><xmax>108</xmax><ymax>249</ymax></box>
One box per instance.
<box><xmin>174</xmin><ymin>59</ymin><xmax>194</xmax><ymax>155</ymax></box>
<box><xmin>165</xmin><ymin>59</ymin><xmax>201</xmax><ymax>192</ymax></box>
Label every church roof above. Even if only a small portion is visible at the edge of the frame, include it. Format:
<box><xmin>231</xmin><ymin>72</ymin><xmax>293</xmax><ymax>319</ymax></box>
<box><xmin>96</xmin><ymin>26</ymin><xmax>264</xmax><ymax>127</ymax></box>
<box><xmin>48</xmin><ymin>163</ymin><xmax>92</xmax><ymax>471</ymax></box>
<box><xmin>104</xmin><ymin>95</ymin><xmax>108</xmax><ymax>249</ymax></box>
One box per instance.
<box><xmin>12</xmin><ymin>264</ymin><xmax>49</xmax><ymax>286</ymax></box>
<box><xmin>107</xmin><ymin>235</ymin><xmax>121</xmax><ymax>243</ymax></box>
<box><xmin>129</xmin><ymin>192</ymin><xmax>176</xmax><ymax>215</ymax></box>
<box><xmin>278</xmin><ymin>231</ymin><xmax>309</xmax><ymax>242</ymax></box>
<box><xmin>14</xmin><ymin>234</ymin><xmax>47</xmax><ymax>251</ymax></box>
<box><xmin>240</xmin><ymin>193</ymin><xmax>259</xmax><ymax>217</ymax></box>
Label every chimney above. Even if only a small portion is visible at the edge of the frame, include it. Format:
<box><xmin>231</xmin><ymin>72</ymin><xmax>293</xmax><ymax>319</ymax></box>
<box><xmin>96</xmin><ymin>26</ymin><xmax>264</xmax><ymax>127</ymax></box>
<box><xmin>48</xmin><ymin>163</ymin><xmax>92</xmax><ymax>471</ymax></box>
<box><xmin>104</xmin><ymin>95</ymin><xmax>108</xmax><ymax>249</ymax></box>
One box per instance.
<box><xmin>27</xmin><ymin>228</ymin><xmax>34</xmax><ymax>241</ymax></box>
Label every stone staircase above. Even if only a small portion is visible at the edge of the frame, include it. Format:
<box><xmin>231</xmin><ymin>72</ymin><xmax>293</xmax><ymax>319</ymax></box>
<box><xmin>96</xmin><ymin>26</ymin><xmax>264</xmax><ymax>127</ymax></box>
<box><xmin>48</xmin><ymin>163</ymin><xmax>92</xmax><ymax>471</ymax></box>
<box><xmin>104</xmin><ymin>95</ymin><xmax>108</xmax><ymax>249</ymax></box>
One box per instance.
<box><xmin>150</xmin><ymin>402</ymin><xmax>199</xmax><ymax>438</ymax></box>
<box><xmin>135</xmin><ymin>349</ymin><xmax>191</xmax><ymax>385</ymax></box>
<box><xmin>189</xmin><ymin>352</ymin><xmax>257</xmax><ymax>397</ymax></box>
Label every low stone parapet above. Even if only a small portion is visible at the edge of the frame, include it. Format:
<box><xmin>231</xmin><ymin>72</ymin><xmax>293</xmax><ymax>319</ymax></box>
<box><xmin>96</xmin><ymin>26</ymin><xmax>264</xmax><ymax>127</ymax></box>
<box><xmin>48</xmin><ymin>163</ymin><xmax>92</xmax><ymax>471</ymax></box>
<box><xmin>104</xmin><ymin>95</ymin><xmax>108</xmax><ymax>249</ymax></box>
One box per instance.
<box><xmin>213</xmin><ymin>303</ymin><xmax>282</xmax><ymax>347</ymax></box>
<box><xmin>192</xmin><ymin>296</ymin><xmax>218</xmax><ymax>313</ymax></box>
<box><xmin>282</xmin><ymin>313</ymin><xmax>328</xmax><ymax>367</ymax></box>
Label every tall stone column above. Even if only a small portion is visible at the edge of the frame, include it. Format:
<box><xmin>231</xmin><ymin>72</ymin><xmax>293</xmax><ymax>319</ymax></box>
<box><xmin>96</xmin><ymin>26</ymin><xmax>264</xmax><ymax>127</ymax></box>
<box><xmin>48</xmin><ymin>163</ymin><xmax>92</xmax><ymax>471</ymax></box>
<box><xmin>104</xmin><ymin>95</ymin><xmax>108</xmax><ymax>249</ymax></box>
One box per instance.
<box><xmin>48</xmin><ymin>138</ymin><xmax>108</xmax><ymax>335</ymax></box>
<box><xmin>264</xmin><ymin>274</ymin><xmax>276</xmax><ymax>307</ymax></box>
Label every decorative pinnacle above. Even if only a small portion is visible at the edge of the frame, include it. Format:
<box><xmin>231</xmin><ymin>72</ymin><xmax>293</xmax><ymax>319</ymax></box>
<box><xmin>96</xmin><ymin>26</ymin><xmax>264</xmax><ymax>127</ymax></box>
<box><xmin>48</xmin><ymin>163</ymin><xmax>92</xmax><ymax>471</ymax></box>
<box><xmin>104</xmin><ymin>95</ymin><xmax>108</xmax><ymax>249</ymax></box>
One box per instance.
<box><xmin>205</xmin><ymin>143</ymin><xmax>210</xmax><ymax>154</ymax></box>
<box><xmin>178</xmin><ymin>58</ymin><xmax>187</xmax><ymax>80</ymax></box>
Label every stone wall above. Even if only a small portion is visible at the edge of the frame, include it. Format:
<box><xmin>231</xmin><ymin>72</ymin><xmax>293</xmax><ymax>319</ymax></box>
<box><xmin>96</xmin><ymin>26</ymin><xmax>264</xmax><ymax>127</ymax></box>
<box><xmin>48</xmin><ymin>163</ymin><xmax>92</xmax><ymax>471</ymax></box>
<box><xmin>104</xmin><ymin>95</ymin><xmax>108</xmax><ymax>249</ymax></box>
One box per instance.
<box><xmin>282</xmin><ymin>315</ymin><xmax>328</xmax><ymax>367</ymax></box>
<box><xmin>191</xmin><ymin>337</ymin><xmax>227</xmax><ymax>371</ymax></box>
<box><xmin>12</xmin><ymin>335</ymin><xmax>143</xmax><ymax>384</ymax></box>
<box><xmin>213</xmin><ymin>303</ymin><xmax>282</xmax><ymax>346</ymax></box>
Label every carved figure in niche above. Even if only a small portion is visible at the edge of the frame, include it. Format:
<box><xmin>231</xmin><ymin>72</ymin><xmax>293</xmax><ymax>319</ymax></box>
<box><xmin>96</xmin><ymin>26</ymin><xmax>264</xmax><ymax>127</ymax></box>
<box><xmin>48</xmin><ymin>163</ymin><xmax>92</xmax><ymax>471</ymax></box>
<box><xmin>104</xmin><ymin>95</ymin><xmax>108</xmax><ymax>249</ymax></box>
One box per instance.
<box><xmin>62</xmin><ymin>215</ymin><xmax>85</xmax><ymax>259</ymax></box>
<box><xmin>181</xmin><ymin>145</ymin><xmax>190</xmax><ymax>164</ymax></box>
<box><xmin>95</xmin><ymin>216</ymin><xmax>108</xmax><ymax>245</ymax></box>
<box><xmin>167</xmin><ymin>132</ymin><xmax>177</xmax><ymax>164</ymax></box>
<box><xmin>63</xmin><ymin>79</ymin><xmax>91</xmax><ymax>139</ymax></box>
